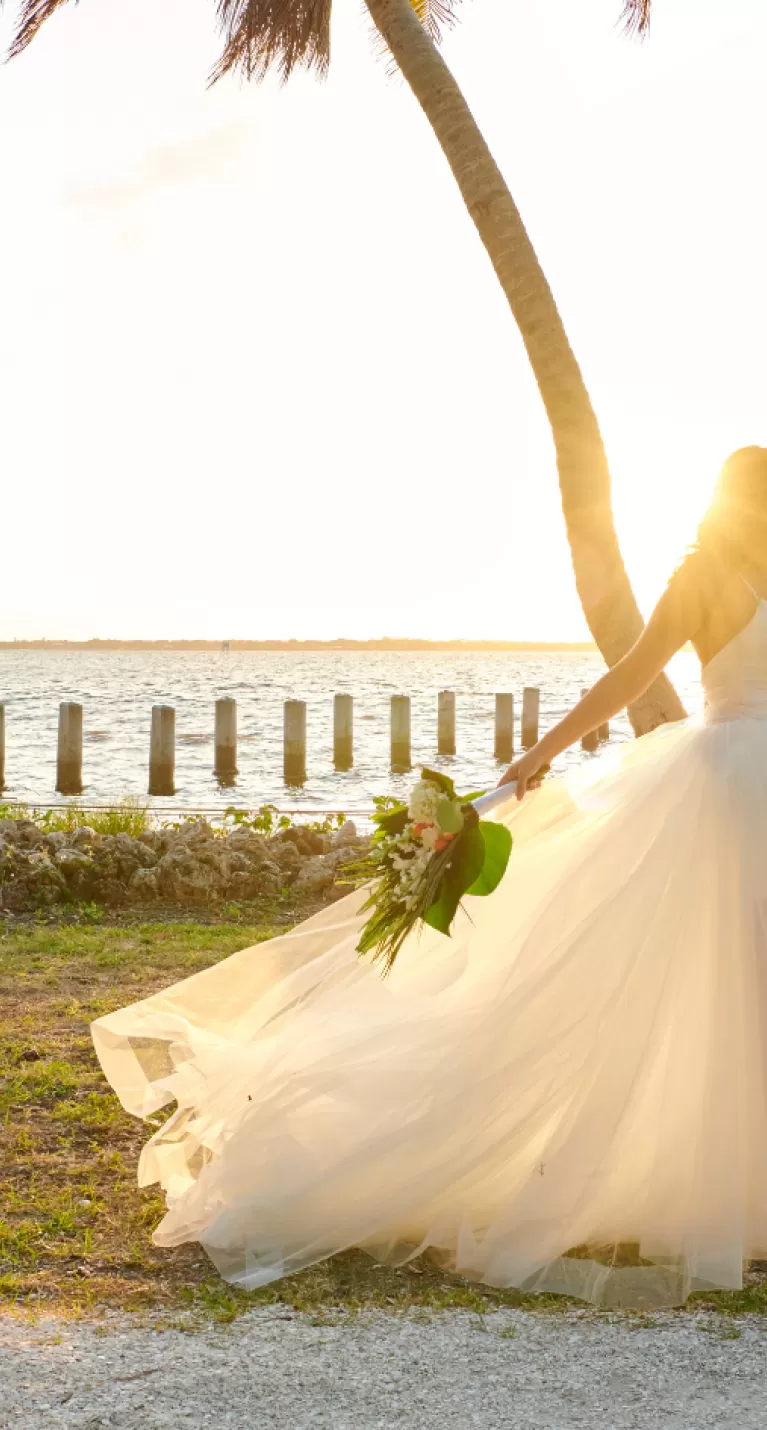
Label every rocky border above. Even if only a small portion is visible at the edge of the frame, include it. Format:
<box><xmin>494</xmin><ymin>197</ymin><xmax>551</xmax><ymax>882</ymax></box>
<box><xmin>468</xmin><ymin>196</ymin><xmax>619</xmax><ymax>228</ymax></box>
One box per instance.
<box><xmin>0</xmin><ymin>816</ymin><xmax>369</xmax><ymax>914</ymax></box>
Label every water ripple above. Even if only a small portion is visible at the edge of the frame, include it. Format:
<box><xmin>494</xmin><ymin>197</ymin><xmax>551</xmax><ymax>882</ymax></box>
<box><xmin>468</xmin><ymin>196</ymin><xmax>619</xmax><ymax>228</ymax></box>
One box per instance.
<box><xmin>0</xmin><ymin>650</ymin><xmax>703</xmax><ymax>810</ymax></box>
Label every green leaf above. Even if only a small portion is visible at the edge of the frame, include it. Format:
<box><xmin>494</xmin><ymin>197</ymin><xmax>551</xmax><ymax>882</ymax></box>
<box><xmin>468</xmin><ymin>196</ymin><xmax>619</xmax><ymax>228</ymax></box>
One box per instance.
<box><xmin>375</xmin><ymin>806</ymin><xmax>409</xmax><ymax>836</ymax></box>
<box><xmin>453</xmin><ymin>824</ymin><xmax>486</xmax><ymax>890</ymax></box>
<box><xmin>466</xmin><ymin>821</ymin><xmax>513</xmax><ymax>897</ymax></box>
<box><xmin>422</xmin><ymin>879</ymin><xmax>463</xmax><ymax>934</ymax></box>
<box><xmin>420</xmin><ymin>768</ymin><xmax>456</xmax><ymax>799</ymax></box>
<box><xmin>436</xmin><ymin>797</ymin><xmax>463</xmax><ymax>835</ymax></box>
<box><xmin>373</xmin><ymin>794</ymin><xmax>404</xmax><ymax>814</ymax></box>
<box><xmin>423</xmin><ymin>825</ymin><xmax>485</xmax><ymax>935</ymax></box>
<box><xmin>459</xmin><ymin>791</ymin><xmax>485</xmax><ymax>805</ymax></box>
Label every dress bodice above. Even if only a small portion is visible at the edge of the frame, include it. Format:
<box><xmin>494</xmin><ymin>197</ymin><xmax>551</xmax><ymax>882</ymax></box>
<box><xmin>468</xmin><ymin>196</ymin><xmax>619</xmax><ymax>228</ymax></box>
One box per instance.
<box><xmin>702</xmin><ymin>600</ymin><xmax>767</xmax><ymax>722</ymax></box>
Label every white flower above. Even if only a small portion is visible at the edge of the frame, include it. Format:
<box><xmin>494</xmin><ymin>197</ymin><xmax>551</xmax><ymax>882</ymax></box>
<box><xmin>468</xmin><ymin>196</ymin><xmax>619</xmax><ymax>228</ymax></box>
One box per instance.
<box><xmin>419</xmin><ymin>824</ymin><xmax>440</xmax><ymax>852</ymax></box>
<box><xmin>408</xmin><ymin>780</ymin><xmax>442</xmax><ymax>824</ymax></box>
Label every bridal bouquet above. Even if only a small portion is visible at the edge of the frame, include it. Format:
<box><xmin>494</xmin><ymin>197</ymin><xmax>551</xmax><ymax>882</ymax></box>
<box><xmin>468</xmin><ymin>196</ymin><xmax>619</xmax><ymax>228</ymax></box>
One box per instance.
<box><xmin>357</xmin><ymin>769</ymin><xmax>513</xmax><ymax>974</ymax></box>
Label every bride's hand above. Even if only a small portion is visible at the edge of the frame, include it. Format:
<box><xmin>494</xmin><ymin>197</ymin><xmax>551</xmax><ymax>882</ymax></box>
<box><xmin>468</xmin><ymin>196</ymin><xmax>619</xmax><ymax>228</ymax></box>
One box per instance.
<box><xmin>497</xmin><ymin>751</ymin><xmax>547</xmax><ymax>800</ymax></box>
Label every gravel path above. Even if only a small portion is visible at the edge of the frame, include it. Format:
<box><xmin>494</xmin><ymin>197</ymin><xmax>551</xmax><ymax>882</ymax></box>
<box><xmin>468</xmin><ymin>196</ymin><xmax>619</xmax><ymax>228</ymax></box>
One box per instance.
<box><xmin>2</xmin><ymin>1307</ymin><xmax>766</xmax><ymax>1429</ymax></box>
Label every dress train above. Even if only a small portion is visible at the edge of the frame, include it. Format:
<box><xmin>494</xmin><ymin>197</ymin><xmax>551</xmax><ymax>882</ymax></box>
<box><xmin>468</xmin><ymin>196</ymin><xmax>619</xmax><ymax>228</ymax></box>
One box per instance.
<box><xmin>93</xmin><ymin>601</ymin><xmax>767</xmax><ymax>1308</ymax></box>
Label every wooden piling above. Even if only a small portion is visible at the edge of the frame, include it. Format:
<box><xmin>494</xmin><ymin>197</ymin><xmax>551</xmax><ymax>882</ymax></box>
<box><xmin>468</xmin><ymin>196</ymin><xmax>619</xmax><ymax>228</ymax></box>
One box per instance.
<box><xmin>149</xmin><ymin>705</ymin><xmax>176</xmax><ymax>796</ymax></box>
<box><xmin>0</xmin><ymin>705</ymin><xmax>5</xmax><ymax>792</ymax></box>
<box><xmin>438</xmin><ymin>690</ymin><xmax>456</xmax><ymax>757</ymax></box>
<box><xmin>391</xmin><ymin>696</ymin><xmax>411</xmax><ymax>771</ymax></box>
<box><xmin>581</xmin><ymin>689</ymin><xmax>599</xmax><ymax>752</ymax></box>
<box><xmin>494</xmin><ymin>694</ymin><xmax>514</xmax><ymax>763</ymax></box>
<box><xmin>521</xmin><ymin>687</ymin><xmax>540</xmax><ymax>749</ymax></box>
<box><xmin>333</xmin><ymin>694</ymin><xmax>353</xmax><ymax>771</ymax></box>
<box><xmin>284</xmin><ymin>700</ymin><xmax>307</xmax><ymax>786</ymax></box>
<box><xmin>56</xmin><ymin>702</ymin><xmax>83</xmax><ymax>796</ymax></box>
<box><xmin>214</xmin><ymin>697</ymin><xmax>238</xmax><ymax>783</ymax></box>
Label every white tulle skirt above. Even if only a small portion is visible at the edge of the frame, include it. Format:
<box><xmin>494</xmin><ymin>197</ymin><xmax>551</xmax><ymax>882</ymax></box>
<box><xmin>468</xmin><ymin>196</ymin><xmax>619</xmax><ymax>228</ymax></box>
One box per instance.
<box><xmin>92</xmin><ymin>713</ymin><xmax>767</xmax><ymax>1308</ymax></box>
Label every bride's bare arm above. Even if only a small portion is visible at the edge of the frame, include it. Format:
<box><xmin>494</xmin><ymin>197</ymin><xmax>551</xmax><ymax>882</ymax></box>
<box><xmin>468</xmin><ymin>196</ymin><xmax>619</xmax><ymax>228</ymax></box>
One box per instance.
<box><xmin>499</xmin><ymin>571</ymin><xmax>698</xmax><ymax>796</ymax></box>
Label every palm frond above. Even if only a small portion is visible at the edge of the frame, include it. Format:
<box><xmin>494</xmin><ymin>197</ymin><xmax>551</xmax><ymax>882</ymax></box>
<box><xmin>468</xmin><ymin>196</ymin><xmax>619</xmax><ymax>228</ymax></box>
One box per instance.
<box><xmin>621</xmin><ymin>1</ymin><xmax>652</xmax><ymax>37</ymax></box>
<box><xmin>210</xmin><ymin>0</ymin><xmax>333</xmax><ymax>84</ymax></box>
<box><xmin>5</xmin><ymin>0</ymin><xmax>71</xmax><ymax>60</ymax></box>
<box><xmin>373</xmin><ymin>0</ymin><xmax>462</xmax><ymax>76</ymax></box>
<box><xmin>408</xmin><ymin>0</ymin><xmax>462</xmax><ymax>44</ymax></box>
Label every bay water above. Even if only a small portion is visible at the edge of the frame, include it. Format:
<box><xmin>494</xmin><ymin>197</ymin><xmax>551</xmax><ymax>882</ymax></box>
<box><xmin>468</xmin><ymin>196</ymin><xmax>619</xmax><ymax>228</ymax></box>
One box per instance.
<box><xmin>0</xmin><ymin>649</ymin><xmax>703</xmax><ymax>814</ymax></box>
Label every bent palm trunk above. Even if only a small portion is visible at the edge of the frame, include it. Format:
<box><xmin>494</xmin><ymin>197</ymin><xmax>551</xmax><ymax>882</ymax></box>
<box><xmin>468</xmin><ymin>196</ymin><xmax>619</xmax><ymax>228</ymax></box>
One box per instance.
<box><xmin>366</xmin><ymin>0</ymin><xmax>684</xmax><ymax>734</ymax></box>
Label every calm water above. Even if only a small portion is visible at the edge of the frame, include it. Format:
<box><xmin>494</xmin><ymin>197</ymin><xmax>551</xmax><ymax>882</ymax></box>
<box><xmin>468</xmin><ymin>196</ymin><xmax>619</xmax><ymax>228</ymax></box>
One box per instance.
<box><xmin>0</xmin><ymin>650</ymin><xmax>704</xmax><ymax>812</ymax></box>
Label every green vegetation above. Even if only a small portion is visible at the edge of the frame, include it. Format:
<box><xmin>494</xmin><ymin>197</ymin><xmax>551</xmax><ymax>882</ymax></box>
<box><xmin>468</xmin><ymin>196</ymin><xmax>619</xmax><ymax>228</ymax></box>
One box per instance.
<box><xmin>1</xmin><ymin>917</ymin><xmax>765</xmax><ymax>1323</ymax></box>
<box><xmin>222</xmin><ymin>804</ymin><xmax>346</xmax><ymax>838</ymax></box>
<box><xmin>0</xmin><ymin>800</ymin><xmax>348</xmax><ymax>842</ymax></box>
<box><xmin>0</xmin><ymin>799</ymin><xmax>150</xmax><ymax>838</ymax></box>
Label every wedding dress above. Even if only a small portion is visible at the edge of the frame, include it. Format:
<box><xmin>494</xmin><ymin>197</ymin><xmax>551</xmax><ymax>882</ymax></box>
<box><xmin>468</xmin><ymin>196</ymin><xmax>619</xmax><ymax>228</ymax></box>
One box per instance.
<box><xmin>92</xmin><ymin>588</ymin><xmax>767</xmax><ymax>1308</ymax></box>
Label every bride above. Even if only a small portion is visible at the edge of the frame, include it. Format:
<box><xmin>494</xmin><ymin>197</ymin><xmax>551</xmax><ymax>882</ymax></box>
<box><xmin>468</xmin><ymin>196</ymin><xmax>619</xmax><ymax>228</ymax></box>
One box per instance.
<box><xmin>93</xmin><ymin>447</ymin><xmax>767</xmax><ymax>1310</ymax></box>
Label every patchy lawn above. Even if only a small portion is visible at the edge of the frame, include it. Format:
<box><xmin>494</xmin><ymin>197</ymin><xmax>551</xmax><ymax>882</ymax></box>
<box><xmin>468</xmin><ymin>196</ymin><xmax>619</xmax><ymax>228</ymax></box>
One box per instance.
<box><xmin>1</xmin><ymin>913</ymin><xmax>766</xmax><ymax>1324</ymax></box>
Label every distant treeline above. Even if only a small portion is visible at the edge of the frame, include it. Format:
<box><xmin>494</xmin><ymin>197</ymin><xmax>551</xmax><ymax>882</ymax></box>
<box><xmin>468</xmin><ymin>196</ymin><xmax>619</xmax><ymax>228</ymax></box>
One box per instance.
<box><xmin>1</xmin><ymin>638</ymin><xmax>598</xmax><ymax>653</ymax></box>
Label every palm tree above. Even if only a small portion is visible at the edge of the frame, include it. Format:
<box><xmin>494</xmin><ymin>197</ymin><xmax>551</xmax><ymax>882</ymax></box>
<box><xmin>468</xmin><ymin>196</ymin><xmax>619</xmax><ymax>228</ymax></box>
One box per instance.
<box><xmin>7</xmin><ymin>0</ymin><xmax>683</xmax><ymax>733</ymax></box>
<box><xmin>622</xmin><ymin>3</ymin><xmax>653</xmax><ymax>36</ymax></box>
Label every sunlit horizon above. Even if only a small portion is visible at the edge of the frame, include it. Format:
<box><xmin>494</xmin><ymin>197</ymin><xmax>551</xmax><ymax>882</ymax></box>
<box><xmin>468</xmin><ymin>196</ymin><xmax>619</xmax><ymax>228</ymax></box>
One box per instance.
<box><xmin>1</xmin><ymin>0</ymin><xmax>765</xmax><ymax>643</ymax></box>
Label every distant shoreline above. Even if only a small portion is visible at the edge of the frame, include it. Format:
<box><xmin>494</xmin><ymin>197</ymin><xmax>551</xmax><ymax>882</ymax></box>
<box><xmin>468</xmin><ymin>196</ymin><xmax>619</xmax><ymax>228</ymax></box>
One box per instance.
<box><xmin>0</xmin><ymin>638</ymin><xmax>598</xmax><ymax>654</ymax></box>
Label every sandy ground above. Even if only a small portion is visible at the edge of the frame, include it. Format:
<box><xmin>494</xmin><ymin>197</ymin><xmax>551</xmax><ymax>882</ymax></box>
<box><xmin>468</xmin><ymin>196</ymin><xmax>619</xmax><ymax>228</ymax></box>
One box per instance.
<box><xmin>2</xmin><ymin>1307</ymin><xmax>766</xmax><ymax>1429</ymax></box>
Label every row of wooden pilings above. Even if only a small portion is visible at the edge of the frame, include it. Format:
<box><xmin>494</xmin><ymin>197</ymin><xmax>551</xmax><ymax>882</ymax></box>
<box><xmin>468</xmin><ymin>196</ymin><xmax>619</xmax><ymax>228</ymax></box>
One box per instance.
<box><xmin>0</xmin><ymin>689</ymin><xmax>608</xmax><ymax>797</ymax></box>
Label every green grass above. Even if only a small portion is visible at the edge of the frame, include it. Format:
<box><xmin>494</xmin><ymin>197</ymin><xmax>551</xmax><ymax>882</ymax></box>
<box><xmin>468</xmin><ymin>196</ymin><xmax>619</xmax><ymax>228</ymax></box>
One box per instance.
<box><xmin>0</xmin><ymin>799</ymin><xmax>151</xmax><ymax>838</ymax></box>
<box><xmin>1</xmin><ymin>916</ymin><xmax>766</xmax><ymax>1324</ymax></box>
<box><xmin>0</xmin><ymin>800</ymin><xmax>349</xmax><ymax>842</ymax></box>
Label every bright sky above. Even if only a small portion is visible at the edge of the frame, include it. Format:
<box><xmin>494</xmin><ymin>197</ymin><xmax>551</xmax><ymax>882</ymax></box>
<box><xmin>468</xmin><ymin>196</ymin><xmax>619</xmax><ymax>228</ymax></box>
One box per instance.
<box><xmin>1</xmin><ymin>0</ymin><xmax>765</xmax><ymax>642</ymax></box>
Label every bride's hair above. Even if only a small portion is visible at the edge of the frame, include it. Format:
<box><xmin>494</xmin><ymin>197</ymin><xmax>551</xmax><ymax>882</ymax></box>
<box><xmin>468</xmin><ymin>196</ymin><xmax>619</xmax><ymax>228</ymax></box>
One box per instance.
<box><xmin>694</xmin><ymin>446</ymin><xmax>767</xmax><ymax>577</ymax></box>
